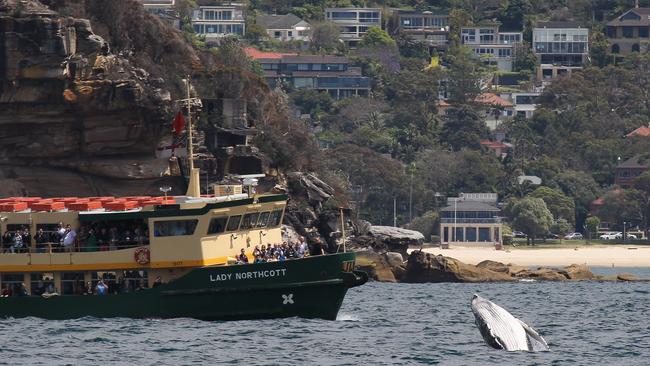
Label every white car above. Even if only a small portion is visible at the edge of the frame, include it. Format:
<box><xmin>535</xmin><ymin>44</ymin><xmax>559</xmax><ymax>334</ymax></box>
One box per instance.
<box><xmin>599</xmin><ymin>232</ymin><xmax>621</xmax><ymax>240</ymax></box>
<box><xmin>564</xmin><ymin>232</ymin><xmax>583</xmax><ymax>240</ymax></box>
<box><xmin>615</xmin><ymin>233</ymin><xmax>637</xmax><ymax>240</ymax></box>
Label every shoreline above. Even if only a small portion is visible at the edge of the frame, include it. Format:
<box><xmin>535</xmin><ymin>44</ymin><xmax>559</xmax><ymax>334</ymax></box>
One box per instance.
<box><xmin>416</xmin><ymin>245</ymin><xmax>650</xmax><ymax>268</ymax></box>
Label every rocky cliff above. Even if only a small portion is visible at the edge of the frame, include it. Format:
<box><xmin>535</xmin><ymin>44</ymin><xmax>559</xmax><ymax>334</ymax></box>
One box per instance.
<box><xmin>0</xmin><ymin>0</ymin><xmax>187</xmax><ymax>196</ymax></box>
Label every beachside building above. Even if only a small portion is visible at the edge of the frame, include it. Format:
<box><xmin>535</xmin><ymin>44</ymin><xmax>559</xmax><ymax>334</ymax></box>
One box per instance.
<box><xmin>508</xmin><ymin>92</ymin><xmax>540</xmax><ymax>119</ymax></box>
<box><xmin>606</xmin><ymin>6</ymin><xmax>650</xmax><ymax>55</ymax></box>
<box><xmin>475</xmin><ymin>92</ymin><xmax>514</xmax><ymax>130</ymax></box>
<box><xmin>395</xmin><ymin>10</ymin><xmax>449</xmax><ymax>51</ymax></box>
<box><xmin>191</xmin><ymin>3</ymin><xmax>245</xmax><ymax>45</ymax></box>
<box><xmin>325</xmin><ymin>7</ymin><xmax>381</xmax><ymax>48</ymax></box>
<box><xmin>533</xmin><ymin>21</ymin><xmax>589</xmax><ymax>81</ymax></box>
<box><xmin>460</xmin><ymin>24</ymin><xmax>523</xmax><ymax>72</ymax></box>
<box><xmin>256</xmin><ymin>14</ymin><xmax>311</xmax><ymax>42</ymax></box>
<box><xmin>245</xmin><ymin>48</ymin><xmax>371</xmax><ymax>99</ymax></box>
<box><xmin>440</xmin><ymin>193</ymin><xmax>503</xmax><ymax>249</ymax></box>
<box><xmin>615</xmin><ymin>154</ymin><xmax>650</xmax><ymax>188</ymax></box>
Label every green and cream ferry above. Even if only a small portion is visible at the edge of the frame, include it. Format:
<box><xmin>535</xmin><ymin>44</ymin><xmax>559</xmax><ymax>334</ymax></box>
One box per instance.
<box><xmin>0</xmin><ymin>189</ymin><xmax>367</xmax><ymax>320</ymax></box>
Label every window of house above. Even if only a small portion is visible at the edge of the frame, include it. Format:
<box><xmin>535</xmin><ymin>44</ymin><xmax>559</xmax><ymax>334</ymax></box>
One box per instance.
<box><xmin>478</xmin><ymin>228</ymin><xmax>491</xmax><ymax>241</ymax></box>
<box><xmin>466</xmin><ymin>228</ymin><xmax>477</xmax><ymax>242</ymax></box>
<box><xmin>623</xmin><ymin>26</ymin><xmax>634</xmax><ymax>38</ymax></box>
<box><xmin>268</xmin><ymin>210</ymin><xmax>284</xmax><ymax>227</ymax></box>
<box><xmin>607</xmin><ymin>26</ymin><xmax>617</xmax><ymax>38</ymax></box>
<box><xmin>29</xmin><ymin>273</ymin><xmax>54</xmax><ymax>295</ymax></box>
<box><xmin>61</xmin><ymin>272</ymin><xmax>85</xmax><ymax>295</ymax></box>
<box><xmin>208</xmin><ymin>216</ymin><xmax>228</xmax><ymax>234</ymax></box>
<box><xmin>331</xmin><ymin>11</ymin><xmax>356</xmax><ymax>20</ymax></box>
<box><xmin>312</xmin><ymin>63</ymin><xmax>322</xmax><ymax>71</ymax></box>
<box><xmin>498</xmin><ymin>49</ymin><xmax>511</xmax><ymax>57</ymax></box>
<box><xmin>256</xmin><ymin>212</ymin><xmax>271</xmax><ymax>228</ymax></box>
<box><xmin>640</xmin><ymin>27</ymin><xmax>649</xmax><ymax>38</ymax></box>
<box><xmin>288</xmin><ymin>31</ymin><xmax>293</xmax><ymax>37</ymax></box>
<box><xmin>240</xmin><ymin>213</ymin><xmax>260</xmax><ymax>230</ymax></box>
<box><xmin>274</xmin><ymin>31</ymin><xmax>281</xmax><ymax>38</ymax></box>
<box><xmin>225</xmin><ymin>215</ymin><xmax>242</xmax><ymax>231</ymax></box>
<box><xmin>359</xmin><ymin>12</ymin><xmax>379</xmax><ymax>23</ymax></box>
<box><xmin>297</xmin><ymin>63</ymin><xmax>309</xmax><ymax>71</ymax></box>
<box><xmin>153</xmin><ymin>220</ymin><xmax>198</xmax><ymax>237</ymax></box>
<box><xmin>222</xmin><ymin>11</ymin><xmax>232</xmax><ymax>20</ymax></box>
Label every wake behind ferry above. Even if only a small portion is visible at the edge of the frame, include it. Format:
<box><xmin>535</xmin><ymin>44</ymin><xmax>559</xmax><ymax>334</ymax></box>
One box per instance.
<box><xmin>0</xmin><ymin>190</ymin><xmax>367</xmax><ymax>320</ymax></box>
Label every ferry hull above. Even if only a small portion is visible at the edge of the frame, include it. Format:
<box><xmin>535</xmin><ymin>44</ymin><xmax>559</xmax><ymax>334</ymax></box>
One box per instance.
<box><xmin>0</xmin><ymin>253</ymin><xmax>367</xmax><ymax>321</ymax></box>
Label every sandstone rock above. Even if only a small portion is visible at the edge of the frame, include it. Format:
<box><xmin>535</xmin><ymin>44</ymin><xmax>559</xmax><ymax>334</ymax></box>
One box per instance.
<box><xmin>352</xmin><ymin>226</ymin><xmax>425</xmax><ymax>258</ymax></box>
<box><xmin>476</xmin><ymin>260</ymin><xmax>510</xmax><ymax>273</ymax></box>
<box><xmin>562</xmin><ymin>264</ymin><xmax>598</xmax><ymax>280</ymax></box>
<box><xmin>404</xmin><ymin>251</ymin><xmax>514</xmax><ymax>283</ymax></box>
<box><xmin>385</xmin><ymin>252</ymin><xmax>404</xmax><ymax>268</ymax></box>
<box><xmin>355</xmin><ymin>251</ymin><xmax>396</xmax><ymax>283</ymax></box>
<box><xmin>506</xmin><ymin>264</ymin><xmax>530</xmax><ymax>276</ymax></box>
<box><xmin>616</xmin><ymin>273</ymin><xmax>639</xmax><ymax>281</ymax></box>
<box><xmin>530</xmin><ymin>268</ymin><xmax>567</xmax><ymax>281</ymax></box>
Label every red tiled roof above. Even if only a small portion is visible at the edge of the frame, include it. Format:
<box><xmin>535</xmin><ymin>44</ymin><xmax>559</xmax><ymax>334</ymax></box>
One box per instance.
<box><xmin>244</xmin><ymin>47</ymin><xmax>297</xmax><ymax>60</ymax></box>
<box><xmin>626</xmin><ymin>125</ymin><xmax>650</xmax><ymax>137</ymax></box>
<box><xmin>475</xmin><ymin>93</ymin><xmax>513</xmax><ymax>108</ymax></box>
<box><xmin>438</xmin><ymin>100</ymin><xmax>451</xmax><ymax>107</ymax></box>
<box><xmin>480</xmin><ymin>140</ymin><xmax>509</xmax><ymax>149</ymax></box>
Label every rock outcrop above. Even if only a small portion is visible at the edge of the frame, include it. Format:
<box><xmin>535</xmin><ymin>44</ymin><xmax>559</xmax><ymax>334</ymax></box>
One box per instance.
<box><xmin>348</xmin><ymin>226</ymin><xmax>424</xmax><ymax>258</ymax></box>
<box><xmin>0</xmin><ymin>0</ymin><xmax>185</xmax><ymax>196</ymax></box>
<box><xmin>355</xmin><ymin>250</ymin><xmax>406</xmax><ymax>283</ymax></box>
<box><xmin>404</xmin><ymin>251</ymin><xmax>514</xmax><ymax>283</ymax></box>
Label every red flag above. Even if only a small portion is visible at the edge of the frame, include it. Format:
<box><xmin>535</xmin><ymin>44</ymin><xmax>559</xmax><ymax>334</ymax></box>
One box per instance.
<box><xmin>172</xmin><ymin>111</ymin><xmax>185</xmax><ymax>136</ymax></box>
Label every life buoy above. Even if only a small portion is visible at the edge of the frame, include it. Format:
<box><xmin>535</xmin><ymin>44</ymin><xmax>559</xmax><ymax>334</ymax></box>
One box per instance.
<box><xmin>134</xmin><ymin>247</ymin><xmax>150</xmax><ymax>265</ymax></box>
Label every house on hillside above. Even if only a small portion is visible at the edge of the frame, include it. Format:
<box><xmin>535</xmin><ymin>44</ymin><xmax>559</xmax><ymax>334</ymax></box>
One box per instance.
<box><xmin>139</xmin><ymin>0</ymin><xmax>180</xmax><ymax>28</ymax></box>
<box><xmin>475</xmin><ymin>92</ymin><xmax>514</xmax><ymax>130</ymax></box>
<box><xmin>440</xmin><ymin>193</ymin><xmax>503</xmax><ymax>249</ymax></box>
<box><xmin>395</xmin><ymin>10</ymin><xmax>448</xmax><ymax>51</ymax></box>
<box><xmin>507</xmin><ymin>92</ymin><xmax>540</xmax><ymax>119</ymax></box>
<box><xmin>615</xmin><ymin>154</ymin><xmax>650</xmax><ymax>188</ymax></box>
<box><xmin>460</xmin><ymin>23</ymin><xmax>522</xmax><ymax>72</ymax></box>
<box><xmin>607</xmin><ymin>6</ymin><xmax>650</xmax><ymax>55</ymax></box>
<box><xmin>532</xmin><ymin>21</ymin><xmax>589</xmax><ymax>81</ymax></box>
<box><xmin>256</xmin><ymin>14</ymin><xmax>311</xmax><ymax>42</ymax></box>
<box><xmin>325</xmin><ymin>7</ymin><xmax>382</xmax><ymax>48</ymax></box>
<box><xmin>245</xmin><ymin>48</ymin><xmax>371</xmax><ymax>99</ymax></box>
<box><xmin>626</xmin><ymin>123</ymin><xmax>650</xmax><ymax>138</ymax></box>
<box><xmin>191</xmin><ymin>3</ymin><xmax>245</xmax><ymax>45</ymax></box>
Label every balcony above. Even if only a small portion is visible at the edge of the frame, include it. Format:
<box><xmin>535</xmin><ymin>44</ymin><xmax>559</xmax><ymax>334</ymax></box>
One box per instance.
<box><xmin>441</xmin><ymin>218</ymin><xmax>501</xmax><ymax>224</ymax></box>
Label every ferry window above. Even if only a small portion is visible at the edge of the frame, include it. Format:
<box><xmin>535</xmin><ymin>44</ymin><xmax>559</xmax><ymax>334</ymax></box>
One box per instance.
<box><xmin>240</xmin><ymin>213</ymin><xmax>260</xmax><ymax>230</ymax></box>
<box><xmin>226</xmin><ymin>215</ymin><xmax>242</xmax><ymax>231</ymax></box>
<box><xmin>35</xmin><ymin>224</ymin><xmax>61</xmax><ymax>244</ymax></box>
<box><xmin>123</xmin><ymin>270</ymin><xmax>148</xmax><ymax>292</ymax></box>
<box><xmin>30</xmin><ymin>273</ymin><xmax>55</xmax><ymax>296</ymax></box>
<box><xmin>61</xmin><ymin>272</ymin><xmax>85</xmax><ymax>295</ymax></box>
<box><xmin>153</xmin><ymin>220</ymin><xmax>198</xmax><ymax>237</ymax></box>
<box><xmin>6</xmin><ymin>224</ymin><xmax>29</xmax><ymax>235</ymax></box>
<box><xmin>208</xmin><ymin>216</ymin><xmax>228</xmax><ymax>234</ymax></box>
<box><xmin>1</xmin><ymin>273</ymin><xmax>25</xmax><ymax>295</ymax></box>
<box><xmin>256</xmin><ymin>212</ymin><xmax>271</xmax><ymax>228</ymax></box>
<box><xmin>268</xmin><ymin>210</ymin><xmax>284</xmax><ymax>227</ymax></box>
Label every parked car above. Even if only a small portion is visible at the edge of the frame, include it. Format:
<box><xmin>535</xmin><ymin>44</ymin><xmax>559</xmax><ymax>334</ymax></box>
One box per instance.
<box><xmin>546</xmin><ymin>233</ymin><xmax>560</xmax><ymax>239</ymax></box>
<box><xmin>512</xmin><ymin>231</ymin><xmax>527</xmax><ymax>238</ymax></box>
<box><xmin>564</xmin><ymin>232</ymin><xmax>583</xmax><ymax>240</ymax></box>
<box><xmin>615</xmin><ymin>233</ymin><xmax>637</xmax><ymax>240</ymax></box>
<box><xmin>599</xmin><ymin>232</ymin><xmax>621</xmax><ymax>240</ymax></box>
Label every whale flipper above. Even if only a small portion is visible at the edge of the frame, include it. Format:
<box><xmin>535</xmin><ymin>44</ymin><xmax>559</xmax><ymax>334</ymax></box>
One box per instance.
<box><xmin>517</xmin><ymin>319</ymin><xmax>550</xmax><ymax>351</ymax></box>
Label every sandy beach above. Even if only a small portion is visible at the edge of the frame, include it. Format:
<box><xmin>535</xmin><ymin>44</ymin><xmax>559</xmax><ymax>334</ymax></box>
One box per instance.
<box><xmin>419</xmin><ymin>245</ymin><xmax>650</xmax><ymax>267</ymax></box>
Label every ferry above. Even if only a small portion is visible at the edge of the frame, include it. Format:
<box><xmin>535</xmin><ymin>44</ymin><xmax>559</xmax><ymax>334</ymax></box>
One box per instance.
<box><xmin>0</xmin><ymin>78</ymin><xmax>366</xmax><ymax>321</ymax></box>
<box><xmin>0</xmin><ymin>190</ymin><xmax>367</xmax><ymax>320</ymax></box>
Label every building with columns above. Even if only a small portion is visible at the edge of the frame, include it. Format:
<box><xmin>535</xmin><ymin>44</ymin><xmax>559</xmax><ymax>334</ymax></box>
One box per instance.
<box><xmin>439</xmin><ymin>193</ymin><xmax>503</xmax><ymax>249</ymax></box>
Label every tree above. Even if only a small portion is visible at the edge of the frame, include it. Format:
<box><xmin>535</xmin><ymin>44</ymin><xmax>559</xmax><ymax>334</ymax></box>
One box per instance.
<box><xmin>440</xmin><ymin>105</ymin><xmax>489</xmax><ymax>151</ymax></box>
<box><xmin>291</xmin><ymin>89</ymin><xmax>334</xmax><ymax>117</ymax></box>
<box><xmin>498</xmin><ymin>0</ymin><xmax>533</xmax><ymax>31</ymax></box>
<box><xmin>445</xmin><ymin>45</ymin><xmax>490</xmax><ymax>103</ymax></box>
<box><xmin>585</xmin><ymin>216</ymin><xmax>601</xmax><ymax>243</ymax></box>
<box><xmin>551</xmin><ymin>218</ymin><xmax>572</xmax><ymax>242</ymax></box>
<box><xmin>512</xmin><ymin>42</ymin><xmax>537</xmax><ymax>72</ymax></box>
<box><xmin>556</xmin><ymin>170</ymin><xmax>601</xmax><ymax>229</ymax></box>
<box><xmin>633</xmin><ymin>171</ymin><xmax>650</xmax><ymax>238</ymax></box>
<box><xmin>529</xmin><ymin>186</ymin><xmax>576</xmax><ymax>225</ymax></box>
<box><xmin>511</xmin><ymin>197</ymin><xmax>554</xmax><ymax>245</ymax></box>
<box><xmin>359</xmin><ymin>26</ymin><xmax>396</xmax><ymax>48</ymax></box>
<box><xmin>407</xmin><ymin>210</ymin><xmax>440</xmax><ymax>241</ymax></box>
<box><xmin>590</xmin><ymin>30</ymin><xmax>610</xmax><ymax>68</ymax></box>
<box><xmin>310</xmin><ymin>22</ymin><xmax>340</xmax><ymax>52</ymax></box>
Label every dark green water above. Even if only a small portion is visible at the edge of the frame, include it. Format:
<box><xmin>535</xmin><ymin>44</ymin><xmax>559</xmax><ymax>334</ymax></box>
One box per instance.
<box><xmin>2</xmin><ymin>269</ymin><xmax>650</xmax><ymax>365</ymax></box>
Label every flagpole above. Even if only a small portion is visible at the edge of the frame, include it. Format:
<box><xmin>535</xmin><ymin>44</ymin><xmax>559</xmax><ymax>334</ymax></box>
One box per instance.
<box><xmin>186</xmin><ymin>75</ymin><xmax>194</xmax><ymax>171</ymax></box>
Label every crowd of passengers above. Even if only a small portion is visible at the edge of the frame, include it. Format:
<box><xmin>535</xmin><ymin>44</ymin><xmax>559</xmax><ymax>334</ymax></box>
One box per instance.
<box><xmin>1</xmin><ymin>221</ymin><xmax>149</xmax><ymax>253</ymax></box>
<box><xmin>0</xmin><ymin>275</ymin><xmax>164</xmax><ymax>297</ymax></box>
<box><xmin>235</xmin><ymin>237</ymin><xmax>326</xmax><ymax>264</ymax></box>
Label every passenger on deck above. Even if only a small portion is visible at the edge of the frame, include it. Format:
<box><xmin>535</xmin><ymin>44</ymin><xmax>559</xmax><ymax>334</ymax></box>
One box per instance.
<box><xmin>17</xmin><ymin>283</ymin><xmax>28</xmax><ymax>296</ymax></box>
<box><xmin>96</xmin><ymin>279</ymin><xmax>108</xmax><ymax>295</ymax></box>
<box><xmin>237</xmin><ymin>248</ymin><xmax>249</xmax><ymax>264</ymax></box>
<box><xmin>1</xmin><ymin>231</ymin><xmax>12</xmax><ymax>252</ymax></box>
<box><xmin>253</xmin><ymin>245</ymin><xmax>261</xmax><ymax>258</ymax></box>
<box><xmin>1</xmin><ymin>284</ymin><xmax>12</xmax><ymax>297</ymax></box>
<box><xmin>86</xmin><ymin>228</ymin><xmax>98</xmax><ymax>252</ymax></box>
<box><xmin>84</xmin><ymin>281</ymin><xmax>93</xmax><ymax>295</ymax></box>
<box><xmin>35</xmin><ymin>229</ymin><xmax>48</xmax><ymax>253</ymax></box>
<box><xmin>11</xmin><ymin>230</ymin><xmax>23</xmax><ymax>253</ymax></box>
<box><xmin>152</xmin><ymin>276</ymin><xmax>163</xmax><ymax>288</ymax></box>
<box><xmin>135</xmin><ymin>280</ymin><xmax>146</xmax><ymax>291</ymax></box>
<box><xmin>310</xmin><ymin>238</ymin><xmax>326</xmax><ymax>256</ymax></box>
<box><xmin>62</xmin><ymin>225</ymin><xmax>77</xmax><ymax>252</ymax></box>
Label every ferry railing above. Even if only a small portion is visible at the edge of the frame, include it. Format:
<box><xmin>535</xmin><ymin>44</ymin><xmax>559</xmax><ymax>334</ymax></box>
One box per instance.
<box><xmin>0</xmin><ymin>241</ymin><xmax>150</xmax><ymax>254</ymax></box>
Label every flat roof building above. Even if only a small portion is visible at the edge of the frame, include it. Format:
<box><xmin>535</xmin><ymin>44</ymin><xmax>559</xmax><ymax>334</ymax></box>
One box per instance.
<box><xmin>325</xmin><ymin>7</ymin><xmax>381</xmax><ymax>48</ymax></box>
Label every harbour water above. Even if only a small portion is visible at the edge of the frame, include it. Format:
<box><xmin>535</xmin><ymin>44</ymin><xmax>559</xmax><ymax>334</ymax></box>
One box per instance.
<box><xmin>2</xmin><ymin>268</ymin><xmax>650</xmax><ymax>365</ymax></box>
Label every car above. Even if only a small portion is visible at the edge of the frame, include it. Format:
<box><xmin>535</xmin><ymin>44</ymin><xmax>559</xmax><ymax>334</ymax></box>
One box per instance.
<box><xmin>546</xmin><ymin>233</ymin><xmax>560</xmax><ymax>239</ymax></box>
<box><xmin>615</xmin><ymin>233</ymin><xmax>637</xmax><ymax>240</ymax></box>
<box><xmin>564</xmin><ymin>232</ymin><xmax>583</xmax><ymax>240</ymax></box>
<box><xmin>512</xmin><ymin>231</ymin><xmax>527</xmax><ymax>238</ymax></box>
<box><xmin>599</xmin><ymin>232</ymin><xmax>621</xmax><ymax>240</ymax></box>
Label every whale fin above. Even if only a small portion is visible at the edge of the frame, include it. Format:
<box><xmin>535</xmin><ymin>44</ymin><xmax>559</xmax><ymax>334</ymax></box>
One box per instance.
<box><xmin>517</xmin><ymin>319</ymin><xmax>549</xmax><ymax>351</ymax></box>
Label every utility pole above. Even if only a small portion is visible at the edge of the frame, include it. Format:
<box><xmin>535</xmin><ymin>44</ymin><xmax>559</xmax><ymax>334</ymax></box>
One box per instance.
<box><xmin>393</xmin><ymin>196</ymin><xmax>397</xmax><ymax>227</ymax></box>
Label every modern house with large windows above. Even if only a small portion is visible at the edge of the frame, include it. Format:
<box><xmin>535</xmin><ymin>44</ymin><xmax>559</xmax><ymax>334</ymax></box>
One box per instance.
<box><xmin>140</xmin><ymin>0</ymin><xmax>180</xmax><ymax>27</ymax></box>
<box><xmin>256</xmin><ymin>14</ymin><xmax>311</xmax><ymax>42</ymax></box>
<box><xmin>440</xmin><ymin>193</ymin><xmax>503</xmax><ymax>249</ymax></box>
<box><xmin>395</xmin><ymin>10</ymin><xmax>449</xmax><ymax>51</ymax></box>
<box><xmin>532</xmin><ymin>21</ymin><xmax>589</xmax><ymax>81</ymax></box>
<box><xmin>191</xmin><ymin>3</ymin><xmax>245</xmax><ymax>45</ymax></box>
<box><xmin>245</xmin><ymin>49</ymin><xmax>371</xmax><ymax>99</ymax></box>
<box><xmin>325</xmin><ymin>7</ymin><xmax>381</xmax><ymax>47</ymax></box>
<box><xmin>460</xmin><ymin>24</ymin><xmax>522</xmax><ymax>72</ymax></box>
<box><xmin>606</xmin><ymin>6</ymin><xmax>650</xmax><ymax>55</ymax></box>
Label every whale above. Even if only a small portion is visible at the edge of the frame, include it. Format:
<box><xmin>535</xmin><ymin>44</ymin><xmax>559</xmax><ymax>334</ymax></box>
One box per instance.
<box><xmin>471</xmin><ymin>294</ymin><xmax>549</xmax><ymax>352</ymax></box>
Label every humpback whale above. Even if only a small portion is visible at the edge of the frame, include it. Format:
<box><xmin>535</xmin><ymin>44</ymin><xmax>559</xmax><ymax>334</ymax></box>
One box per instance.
<box><xmin>471</xmin><ymin>294</ymin><xmax>549</xmax><ymax>352</ymax></box>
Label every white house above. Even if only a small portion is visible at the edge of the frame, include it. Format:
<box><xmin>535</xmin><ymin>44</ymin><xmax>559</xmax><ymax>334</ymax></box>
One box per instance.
<box><xmin>256</xmin><ymin>14</ymin><xmax>311</xmax><ymax>42</ymax></box>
